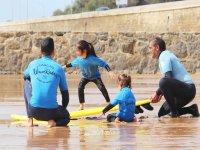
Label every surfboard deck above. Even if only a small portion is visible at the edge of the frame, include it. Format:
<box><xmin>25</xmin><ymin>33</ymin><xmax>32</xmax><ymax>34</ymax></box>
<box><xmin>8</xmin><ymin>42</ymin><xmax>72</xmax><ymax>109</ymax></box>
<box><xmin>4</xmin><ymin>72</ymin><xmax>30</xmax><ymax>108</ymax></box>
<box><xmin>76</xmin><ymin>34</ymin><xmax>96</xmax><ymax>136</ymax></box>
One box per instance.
<box><xmin>11</xmin><ymin>99</ymin><xmax>151</xmax><ymax>122</ymax></box>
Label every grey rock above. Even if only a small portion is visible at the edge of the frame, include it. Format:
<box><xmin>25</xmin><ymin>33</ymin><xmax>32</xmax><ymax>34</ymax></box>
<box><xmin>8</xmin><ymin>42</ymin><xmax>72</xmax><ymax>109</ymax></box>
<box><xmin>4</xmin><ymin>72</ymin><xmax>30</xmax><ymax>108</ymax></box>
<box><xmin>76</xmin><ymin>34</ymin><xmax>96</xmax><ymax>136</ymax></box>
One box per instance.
<box><xmin>121</xmin><ymin>42</ymin><xmax>134</xmax><ymax>54</ymax></box>
<box><xmin>108</xmin><ymin>38</ymin><xmax>119</xmax><ymax>53</ymax></box>
<box><xmin>0</xmin><ymin>44</ymin><xmax>4</xmax><ymax>56</ymax></box>
<box><xmin>98</xmin><ymin>32</ymin><xmax>108</xmax><ymax>41</ymax></box>
<box><xmin>0</xmin><ymin>31</ymin><xmax>199</xmax><ymax>74</ymax></box>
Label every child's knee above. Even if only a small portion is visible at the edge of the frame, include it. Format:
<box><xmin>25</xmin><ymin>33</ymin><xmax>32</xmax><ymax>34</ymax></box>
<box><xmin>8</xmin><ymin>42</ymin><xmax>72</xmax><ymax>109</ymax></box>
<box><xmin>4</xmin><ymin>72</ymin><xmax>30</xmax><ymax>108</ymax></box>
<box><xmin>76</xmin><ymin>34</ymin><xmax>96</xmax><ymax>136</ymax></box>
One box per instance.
<box><xmin>78</xmin><ymin>85</ymin><xmax>85</xmax><ymax>92</ymax></box>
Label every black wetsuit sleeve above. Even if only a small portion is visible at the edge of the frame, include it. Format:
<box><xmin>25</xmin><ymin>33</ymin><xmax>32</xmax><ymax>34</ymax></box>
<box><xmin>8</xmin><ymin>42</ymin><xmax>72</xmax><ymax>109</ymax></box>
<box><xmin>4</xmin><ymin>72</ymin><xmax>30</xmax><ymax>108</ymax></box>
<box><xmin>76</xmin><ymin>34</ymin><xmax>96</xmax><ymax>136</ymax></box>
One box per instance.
<box><xmin>156</xmin><ymin>71</ymin><xmax>173</xmax><ymax>95</ymax></box>
<box><xmin>105</xmin><ymin>65</ymin><xmax>111</xmax><ymax>72</ymax></box>
<box><xmin>24</xmin><ymin>76</ymin><xmax>31</xmax><ymax>81</ymax></box>
<box><xmin>164</xmin><ymin>71</ymin><xmax>173</xmax><ymax>79</ymax></box>
<box><xmin>102</xmin><ymin>103</ymin><xmax>114</xmax><ymax>114</ymax></box>
<box><xmin>66</xmin><ymin>63</ymin><xmax>72</xmax><ymax>68</ymax></box>
<box><xmin>61</xmin><ymin>90</ymin><xmax>69</xmax><ymax>108</ymax></box>
<box><xmin>156</xmin><ymin>88</ymin><xmax>163</xmax><ymax>96</ymax></box>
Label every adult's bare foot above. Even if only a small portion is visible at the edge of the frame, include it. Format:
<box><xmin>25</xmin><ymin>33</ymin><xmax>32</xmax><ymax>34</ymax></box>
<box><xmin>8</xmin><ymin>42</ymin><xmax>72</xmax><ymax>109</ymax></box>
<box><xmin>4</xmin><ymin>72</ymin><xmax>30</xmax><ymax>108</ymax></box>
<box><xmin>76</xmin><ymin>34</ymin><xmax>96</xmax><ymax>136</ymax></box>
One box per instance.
<box><xmin>47</xmin><ymin>120</ymin><xmax>56</xmax><ymax>128</ymax></box>
<box><xmin>27</xmin><ymin>118</ymin><xmax>33</xmax><ymax>127</ymax></box>
<box><xmin>18</xmin><ymin>118</ymin><xmax>36</xmax><ymax>127</ymax></box>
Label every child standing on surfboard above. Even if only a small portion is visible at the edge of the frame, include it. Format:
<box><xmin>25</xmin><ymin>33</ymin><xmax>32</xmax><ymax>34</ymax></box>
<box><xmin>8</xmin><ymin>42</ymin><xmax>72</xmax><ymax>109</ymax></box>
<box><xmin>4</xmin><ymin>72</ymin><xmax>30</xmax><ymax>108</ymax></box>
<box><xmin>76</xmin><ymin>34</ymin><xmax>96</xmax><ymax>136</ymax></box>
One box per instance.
<box><xmin>64</xmin><ymin>40</ymin><xmax>114</xmax><ymax>110</ymax></box>
<box><xmin>99</xmin><ymin>74</ymin><xmax>136</xmax><ymax>123</ymax></box>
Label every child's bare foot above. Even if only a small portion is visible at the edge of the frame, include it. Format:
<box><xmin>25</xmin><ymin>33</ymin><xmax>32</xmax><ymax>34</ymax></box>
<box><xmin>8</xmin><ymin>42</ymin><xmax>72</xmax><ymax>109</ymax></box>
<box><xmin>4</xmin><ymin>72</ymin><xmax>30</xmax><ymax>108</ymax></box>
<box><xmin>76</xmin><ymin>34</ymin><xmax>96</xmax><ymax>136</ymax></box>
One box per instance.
<box><xmin>47</xmin><ymin>120</ymin><xmax>56</xmax><ymax>128</ymax></box>
<box><xmin>134</xmin><ymin>117</ymin><xmax>139</xmax><ymax>122</ymax></box>
<box><xmin>115</xmin><ymin>117</ymin><xmax>121</xmax><ymax>123</ymax></box>
<box><xmin>79</xmin><ymin>103</ymin><xmax>85</xmax><ymax>110</ymax></box>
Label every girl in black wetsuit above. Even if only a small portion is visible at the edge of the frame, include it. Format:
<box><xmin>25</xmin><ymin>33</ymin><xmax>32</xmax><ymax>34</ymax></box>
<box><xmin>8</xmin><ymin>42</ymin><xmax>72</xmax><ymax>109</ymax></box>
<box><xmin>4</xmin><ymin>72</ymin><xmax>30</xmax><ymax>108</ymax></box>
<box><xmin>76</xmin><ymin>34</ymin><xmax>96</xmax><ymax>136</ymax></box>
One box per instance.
<box><xmin>64</xmin><ymin>40</ymin><xmax>114</xmax><ymax>110</ymax></box>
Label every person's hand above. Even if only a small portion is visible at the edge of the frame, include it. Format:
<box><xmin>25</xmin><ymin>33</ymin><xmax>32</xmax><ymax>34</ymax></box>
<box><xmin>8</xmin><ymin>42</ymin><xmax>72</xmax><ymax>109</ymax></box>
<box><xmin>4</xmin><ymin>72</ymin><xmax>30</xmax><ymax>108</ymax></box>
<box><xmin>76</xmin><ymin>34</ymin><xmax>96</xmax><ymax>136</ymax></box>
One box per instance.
<box><xmin>62</xmin><ymin>65</ymin><xmax>66</xmax><ymax>71</ymax></box>
<box><xmin>150</xmin><ymin>93</ymin><xmax>163</xmax><ymax>103</ymax></box>
<box><xmin>98</xmin><ymin>113</ymin><xmax>105</xmax><ymax>119</ymax></box>
<box><xmin>108</xmin><ymin>71</ymin><xmax>115</xmax><ymax>79</ymax></box>
<box><xmin>115</xmin><ymin>117</ymin><xmax>121</xmax><ymax>123</ymax></box>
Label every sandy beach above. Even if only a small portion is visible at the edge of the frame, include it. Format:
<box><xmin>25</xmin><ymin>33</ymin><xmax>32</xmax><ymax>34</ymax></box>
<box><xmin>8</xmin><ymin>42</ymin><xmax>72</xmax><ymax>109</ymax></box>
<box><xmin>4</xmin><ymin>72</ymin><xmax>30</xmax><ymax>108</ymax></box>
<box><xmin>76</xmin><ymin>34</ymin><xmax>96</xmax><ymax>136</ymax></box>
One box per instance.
<box><xmin>0</xmin><ymin>74</ymin><xmax>200</xmax><ymax>150</ymax></box>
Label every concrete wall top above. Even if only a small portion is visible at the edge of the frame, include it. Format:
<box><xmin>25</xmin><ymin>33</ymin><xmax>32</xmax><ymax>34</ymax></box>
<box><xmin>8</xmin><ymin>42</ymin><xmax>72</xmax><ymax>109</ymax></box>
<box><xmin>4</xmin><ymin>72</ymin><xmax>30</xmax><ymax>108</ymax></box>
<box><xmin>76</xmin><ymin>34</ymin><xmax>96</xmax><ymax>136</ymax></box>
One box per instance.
<box><xmin>0</xmin><ymin>0</ymin><xmax>200</xmax><ymax>33</ymax></box>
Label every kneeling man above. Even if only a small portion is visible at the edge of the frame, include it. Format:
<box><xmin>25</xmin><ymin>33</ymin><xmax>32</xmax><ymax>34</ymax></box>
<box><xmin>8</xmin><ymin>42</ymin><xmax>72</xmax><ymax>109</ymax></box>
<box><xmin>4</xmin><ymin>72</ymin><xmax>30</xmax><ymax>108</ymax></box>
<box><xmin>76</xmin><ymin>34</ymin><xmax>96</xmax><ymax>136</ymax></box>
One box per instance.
<box><xmin>148</xmin><ymin>37</ymin><xmax>199</xmax><ymax>118</ymax></box>
<box><xmin>24</xmin><ymin>37</ymin><xmax>70</xmax><ymax>127</ymax></box>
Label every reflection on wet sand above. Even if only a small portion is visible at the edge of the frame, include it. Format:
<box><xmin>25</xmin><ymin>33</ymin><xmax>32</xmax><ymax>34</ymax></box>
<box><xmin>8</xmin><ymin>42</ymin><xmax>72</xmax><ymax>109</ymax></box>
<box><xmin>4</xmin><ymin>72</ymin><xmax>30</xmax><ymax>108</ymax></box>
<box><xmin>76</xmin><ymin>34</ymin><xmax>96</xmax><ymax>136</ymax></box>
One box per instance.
<box><xmin>0</xmin><ymin>74</ymin><xmax>200</xmax><ymax>149</ymax></box>
<box><xmin>27</xmin><ymin>127</ymin><xmax>70</xmax><ymax>149</ymax></box>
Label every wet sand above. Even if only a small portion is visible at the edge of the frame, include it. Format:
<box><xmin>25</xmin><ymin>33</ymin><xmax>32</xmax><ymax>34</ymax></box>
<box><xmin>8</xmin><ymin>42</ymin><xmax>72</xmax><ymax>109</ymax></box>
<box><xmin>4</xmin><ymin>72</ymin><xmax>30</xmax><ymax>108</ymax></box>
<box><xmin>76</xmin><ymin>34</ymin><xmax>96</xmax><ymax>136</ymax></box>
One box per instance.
<box><xmin>0</xmin><ymin>74</ymin><xmax>200</xmax><ymax>150</ymax></box>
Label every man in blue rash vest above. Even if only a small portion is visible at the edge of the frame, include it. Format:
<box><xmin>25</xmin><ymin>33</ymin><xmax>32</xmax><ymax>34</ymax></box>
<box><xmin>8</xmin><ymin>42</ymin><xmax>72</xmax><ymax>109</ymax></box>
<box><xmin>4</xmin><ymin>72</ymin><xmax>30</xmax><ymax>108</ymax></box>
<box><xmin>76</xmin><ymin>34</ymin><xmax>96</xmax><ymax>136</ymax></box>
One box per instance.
<box><xmin>148</xmin><ymin>37</ymin><xmax>199</xmax><ymax>118</ymax></box>
<box><xmin>24</xmin><ymin>37</ymin><xmax>70</xmax><ymax>127</ymax></box>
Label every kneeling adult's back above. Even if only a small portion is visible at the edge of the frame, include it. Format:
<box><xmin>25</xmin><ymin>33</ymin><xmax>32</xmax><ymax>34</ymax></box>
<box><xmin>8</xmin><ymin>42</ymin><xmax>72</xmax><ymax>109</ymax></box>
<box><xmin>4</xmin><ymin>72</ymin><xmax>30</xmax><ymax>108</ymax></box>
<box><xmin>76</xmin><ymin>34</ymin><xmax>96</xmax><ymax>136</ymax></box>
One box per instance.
<box><xmin>24</xmin><ymin>37</ymin><xmax>70</xmax><ymax>127</ymax></box>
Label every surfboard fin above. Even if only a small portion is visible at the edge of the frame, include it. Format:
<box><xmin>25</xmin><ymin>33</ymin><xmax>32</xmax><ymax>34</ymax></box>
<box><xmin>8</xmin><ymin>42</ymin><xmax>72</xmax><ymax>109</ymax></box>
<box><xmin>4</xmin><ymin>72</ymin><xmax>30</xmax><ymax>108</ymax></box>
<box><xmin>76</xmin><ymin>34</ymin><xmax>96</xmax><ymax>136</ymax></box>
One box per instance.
<box><xmin>141</xmin><ymin>103</ymin><xmax>154</xmax><ymax>111</ymax></box>
<box><xmin>135</xmin><ymin>103</ymin><xmax>154</xmax><ymax>114</ymax></box>
<box><xmin>135</xmin><ymin>106</ymin><xmax>144</xmax><ymax>114</ymax></box>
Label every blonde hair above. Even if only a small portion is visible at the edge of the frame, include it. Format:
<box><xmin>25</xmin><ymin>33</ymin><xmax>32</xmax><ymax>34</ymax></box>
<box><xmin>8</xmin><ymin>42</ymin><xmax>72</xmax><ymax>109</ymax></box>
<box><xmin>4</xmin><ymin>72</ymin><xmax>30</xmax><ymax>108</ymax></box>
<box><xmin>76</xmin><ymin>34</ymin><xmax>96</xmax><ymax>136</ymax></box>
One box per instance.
<box><xmin>118</xmin><ymin>74</ymin><xmax>132</xmax><ymax>89</ymax></box>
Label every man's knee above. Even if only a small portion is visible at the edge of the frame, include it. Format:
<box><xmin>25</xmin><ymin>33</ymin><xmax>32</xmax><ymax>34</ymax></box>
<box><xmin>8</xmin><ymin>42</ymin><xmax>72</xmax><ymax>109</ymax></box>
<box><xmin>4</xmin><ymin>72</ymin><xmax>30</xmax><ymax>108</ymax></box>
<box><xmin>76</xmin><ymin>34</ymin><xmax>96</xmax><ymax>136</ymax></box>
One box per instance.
<box><xmin>159</xmin><ymin>77</ymin><xmax>171</xmax><ymax>89</ymax></box>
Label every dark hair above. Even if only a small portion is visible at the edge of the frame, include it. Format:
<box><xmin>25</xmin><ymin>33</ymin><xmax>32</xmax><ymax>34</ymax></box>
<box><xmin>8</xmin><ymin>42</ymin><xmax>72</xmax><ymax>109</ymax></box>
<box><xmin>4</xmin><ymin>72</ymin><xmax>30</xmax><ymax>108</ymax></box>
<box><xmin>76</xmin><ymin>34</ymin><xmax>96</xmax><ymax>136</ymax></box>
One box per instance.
<box><xmin>41</xmin><ymin>37</ymin><xmax>54</xmax><ymax>56</ymax></box>
<box><xmin>77</xmin><ymin>40</ymin><xmax>97</xmax><ymax>57</ymax></box>
<box><xmin>118</xmin><ymin>74</ymin><xmax>132</xmax><ymax>89</ymax></box>
<box><xmin>149</xmin><ymin>37</ymin><xmax>166</xmax><ymax>52</ymax></box>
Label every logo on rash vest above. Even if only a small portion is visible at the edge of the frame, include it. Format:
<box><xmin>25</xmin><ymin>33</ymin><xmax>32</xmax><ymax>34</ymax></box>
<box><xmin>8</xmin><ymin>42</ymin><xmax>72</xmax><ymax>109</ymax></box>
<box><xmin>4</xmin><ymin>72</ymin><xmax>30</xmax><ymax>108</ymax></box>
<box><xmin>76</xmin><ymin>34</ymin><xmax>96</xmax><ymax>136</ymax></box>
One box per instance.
<box><xmin>33</xmin><ymin>64</ymin><xmax>59</xmax><ymax>83</ymax></box>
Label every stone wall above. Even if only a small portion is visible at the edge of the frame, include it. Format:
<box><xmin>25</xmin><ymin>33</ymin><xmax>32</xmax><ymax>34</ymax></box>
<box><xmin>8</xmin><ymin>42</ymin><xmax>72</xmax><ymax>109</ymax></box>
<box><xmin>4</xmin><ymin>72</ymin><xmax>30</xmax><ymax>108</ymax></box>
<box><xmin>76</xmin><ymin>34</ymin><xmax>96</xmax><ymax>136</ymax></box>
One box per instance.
<box><xmin>0</xmin><ymin>31</ymin><xmax>200</xmax><ymax>74</ymax></box>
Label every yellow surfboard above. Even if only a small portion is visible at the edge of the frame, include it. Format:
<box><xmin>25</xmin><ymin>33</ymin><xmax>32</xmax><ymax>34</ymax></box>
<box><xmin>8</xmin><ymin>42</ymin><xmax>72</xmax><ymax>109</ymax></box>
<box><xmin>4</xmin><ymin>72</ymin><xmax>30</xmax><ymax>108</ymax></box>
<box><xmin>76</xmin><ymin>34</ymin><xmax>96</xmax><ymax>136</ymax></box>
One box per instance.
<box><xmin>11</xmin><ymin>99</ymin><xmax>151</xmax><ymax>121</ymax></box>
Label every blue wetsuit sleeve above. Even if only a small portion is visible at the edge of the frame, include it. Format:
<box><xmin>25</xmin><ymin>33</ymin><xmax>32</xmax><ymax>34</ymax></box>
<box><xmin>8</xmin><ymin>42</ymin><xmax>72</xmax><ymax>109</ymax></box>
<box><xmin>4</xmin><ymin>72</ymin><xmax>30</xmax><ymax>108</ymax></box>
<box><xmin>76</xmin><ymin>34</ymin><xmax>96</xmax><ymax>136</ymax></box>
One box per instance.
<box><xmin>94</xmin><ymin>57</ymin><xmax>107</xmax><ymax>68</ymax></box>
<box><xmin>71</xmin><ymin>58</ymin><xmax>80</xmax><ymax>67</ymax></box>
<box><xmin>110</xmin><ymin>98</ymin><xmax>119</xmax><ymax>106</ymax></box>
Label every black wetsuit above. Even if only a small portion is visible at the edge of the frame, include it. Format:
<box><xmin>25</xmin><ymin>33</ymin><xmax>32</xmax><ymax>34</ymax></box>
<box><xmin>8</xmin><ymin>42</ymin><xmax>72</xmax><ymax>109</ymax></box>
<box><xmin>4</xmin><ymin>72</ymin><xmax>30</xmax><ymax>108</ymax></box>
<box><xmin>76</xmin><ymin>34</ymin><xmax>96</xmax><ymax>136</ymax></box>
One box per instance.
<box><xmin>157</xmin><ymin>63</ymin><xmax>197</xmax><ymax>117</ymax></box>
<box><xmin>24</xmin><ymin>79</ymin><xmax>70</xmax><ymax>126</ymax></box>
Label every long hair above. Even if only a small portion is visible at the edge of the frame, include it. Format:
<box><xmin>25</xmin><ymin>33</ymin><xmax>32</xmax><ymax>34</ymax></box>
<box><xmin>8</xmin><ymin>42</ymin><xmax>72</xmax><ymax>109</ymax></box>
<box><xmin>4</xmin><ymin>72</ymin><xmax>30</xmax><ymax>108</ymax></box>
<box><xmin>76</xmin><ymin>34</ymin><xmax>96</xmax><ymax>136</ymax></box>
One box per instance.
<box><xmin>77</xmin><ymin>40</ymin><xmax>97</xmax><ymax>57</ymax></box>
<box><xmin>118</xmin><ymin>74</ymin><xmax>132</xmax><ymax>89</ymax></box>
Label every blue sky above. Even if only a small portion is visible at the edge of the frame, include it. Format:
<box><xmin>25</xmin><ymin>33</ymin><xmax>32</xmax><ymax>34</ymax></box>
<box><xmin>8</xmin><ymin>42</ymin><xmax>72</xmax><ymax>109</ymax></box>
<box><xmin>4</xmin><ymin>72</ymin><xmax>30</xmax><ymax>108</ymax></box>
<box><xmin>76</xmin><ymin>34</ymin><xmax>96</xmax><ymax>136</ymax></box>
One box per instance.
<box><xmin>0</xmin><ymin>0</ymin><xmax>73</xmax><ymax>22</ymax></box>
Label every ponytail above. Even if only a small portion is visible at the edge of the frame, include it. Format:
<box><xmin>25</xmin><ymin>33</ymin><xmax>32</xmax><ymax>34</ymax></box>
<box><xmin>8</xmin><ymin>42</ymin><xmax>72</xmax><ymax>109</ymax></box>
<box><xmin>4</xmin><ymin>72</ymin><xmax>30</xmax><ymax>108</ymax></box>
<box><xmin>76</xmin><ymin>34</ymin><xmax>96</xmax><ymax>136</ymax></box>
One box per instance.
<box><xmin>77</xmin><ymin>40</ymin><xmax>97</xmax><ymax>58</ymax></box>
<box><xmin>88</xmin><ymin>43</ymin><xmax>97</xmax><ymax>57</ymax></box>
<box><xmin>118</xmin><ymin>74</ymin><xmax>132</xmax><ymax>89</ymax></box>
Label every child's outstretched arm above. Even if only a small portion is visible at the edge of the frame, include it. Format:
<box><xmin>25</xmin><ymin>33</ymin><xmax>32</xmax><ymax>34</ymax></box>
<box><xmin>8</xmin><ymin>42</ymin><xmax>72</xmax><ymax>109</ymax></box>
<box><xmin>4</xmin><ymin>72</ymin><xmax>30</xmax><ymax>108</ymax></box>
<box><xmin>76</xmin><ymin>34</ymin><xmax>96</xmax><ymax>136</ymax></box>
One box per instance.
<box><xmin>98</xmin><ymin>103</ymin><xmax>114</xmax><ymax>118</ymax></box>
<box><xmin>63</xmin><ymin>58</ymin><xmax>80</xmax><ymax>71</ymax></box>
<box><xmin>105</xmin><ymin>65</ymin><xmax>111</xmax><ymax>72</ymax></box>
<box><xmin>104</xmin><ymin>65</ymin><xmax>115</xmax><ymax>79</ymax></box>
<box><xmin>102</xmin><ymin>103</ymin><xmax>115</xmax><ymax>114</ymax></box>
<box><xmin>95</xmin><ymin>57</ymin><xmax>115</xmax><ymax>79</ymax></box>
